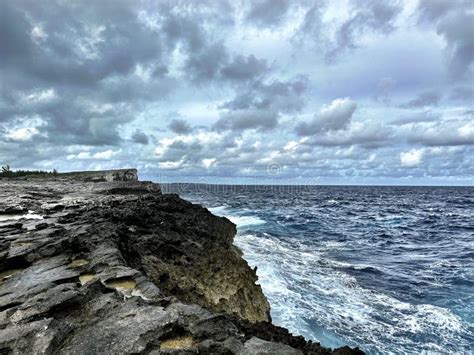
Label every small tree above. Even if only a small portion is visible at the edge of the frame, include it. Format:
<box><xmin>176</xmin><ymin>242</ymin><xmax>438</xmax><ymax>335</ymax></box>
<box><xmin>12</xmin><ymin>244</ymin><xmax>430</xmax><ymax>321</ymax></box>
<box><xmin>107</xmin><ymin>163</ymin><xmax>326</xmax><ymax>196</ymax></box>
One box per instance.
<box><xmin>1</xmin><ymin>165</ymin><xmax>11</xmax><ymax>173</ymax></box>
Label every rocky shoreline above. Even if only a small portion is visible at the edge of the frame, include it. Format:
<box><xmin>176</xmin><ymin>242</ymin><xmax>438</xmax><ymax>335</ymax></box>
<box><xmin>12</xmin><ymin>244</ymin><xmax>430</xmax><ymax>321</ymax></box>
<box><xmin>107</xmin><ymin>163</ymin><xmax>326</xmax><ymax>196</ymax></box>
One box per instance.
<box><xmin>0</xmin><ymin>169</ymin><xmax>363</xmax><ymax>354</ymax></box>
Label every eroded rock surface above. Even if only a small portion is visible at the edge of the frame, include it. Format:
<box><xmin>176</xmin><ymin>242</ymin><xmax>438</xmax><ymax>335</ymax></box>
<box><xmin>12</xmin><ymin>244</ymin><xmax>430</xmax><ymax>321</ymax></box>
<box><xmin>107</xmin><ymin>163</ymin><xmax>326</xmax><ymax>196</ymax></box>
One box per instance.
<box><xmin>0</xmin><ymin>173</ymin><xmax>364</xmax><ymax>354</ymax></box>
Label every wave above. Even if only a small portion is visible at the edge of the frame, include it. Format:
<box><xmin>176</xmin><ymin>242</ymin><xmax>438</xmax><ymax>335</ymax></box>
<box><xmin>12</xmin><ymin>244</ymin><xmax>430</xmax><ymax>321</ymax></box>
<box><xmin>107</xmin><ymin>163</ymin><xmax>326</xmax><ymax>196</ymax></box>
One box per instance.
<box><xmin>234</xmin><ymin>233</ymin><xmax>473</xmax><ymax>354</ymax></box>
<box><xmin>208</xmin><ymin>205</ymin><xmax>266</xmax><ymax>228</ymax></box>
<box><xmin>169</xmin><ymin>185</ymin><xmax>474</xmax><ymax>354</ymax></box>
<box><xmin>0</xmin><ymin>211</ymin><xmax>43</xmax><ymax>222</ymax></box>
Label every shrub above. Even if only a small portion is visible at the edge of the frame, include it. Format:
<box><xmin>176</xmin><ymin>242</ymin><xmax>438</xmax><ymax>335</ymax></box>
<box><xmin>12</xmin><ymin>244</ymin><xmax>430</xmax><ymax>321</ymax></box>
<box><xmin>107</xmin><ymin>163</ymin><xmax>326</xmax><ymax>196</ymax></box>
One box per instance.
<box><xmin>0</xmin><ymin>165</ymin><xmax>58</xmax><ymax>178</ymax></box>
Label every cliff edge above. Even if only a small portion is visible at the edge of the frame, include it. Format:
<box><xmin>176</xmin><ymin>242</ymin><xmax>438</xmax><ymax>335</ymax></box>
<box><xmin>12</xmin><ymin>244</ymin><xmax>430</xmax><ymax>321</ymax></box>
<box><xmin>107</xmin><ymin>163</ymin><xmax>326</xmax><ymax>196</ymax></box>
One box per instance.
<box><xmin>0</xmin><ymin>170</ymin><xmax>364</xmax><ymax>354</ymax></box>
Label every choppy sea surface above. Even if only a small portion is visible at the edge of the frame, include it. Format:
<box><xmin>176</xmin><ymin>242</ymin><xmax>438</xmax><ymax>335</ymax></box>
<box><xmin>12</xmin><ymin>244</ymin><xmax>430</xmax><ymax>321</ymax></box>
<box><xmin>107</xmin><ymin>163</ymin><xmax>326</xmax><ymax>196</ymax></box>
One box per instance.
<box><xmin>162</xmin><ymin>184</ymin><xmax>474</xmax><ymax>354</ymax></box>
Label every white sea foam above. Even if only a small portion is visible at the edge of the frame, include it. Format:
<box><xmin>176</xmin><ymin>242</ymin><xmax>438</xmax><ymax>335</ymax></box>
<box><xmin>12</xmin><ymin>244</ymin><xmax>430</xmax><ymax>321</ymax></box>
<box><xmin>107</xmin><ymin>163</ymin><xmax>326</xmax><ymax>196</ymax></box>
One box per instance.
<box><xmin>208</xmin><ymin>205</ymin><xmax>229</xmax><ymax>216</ymax></box>
<box><xmin>234</xmin><ymin>232</ymin><xmax>472</xmax><ymax>354</ymax></box>
<box><xmin>0</xmin><ymin>211</ymin><xmax>43</xmax><ymax>222</ymax></box>
<box><xmin>208</xmin><ymin>205</ymin><xmax>266</xmax><ymax>228</ymax></box>
<box><xmin>227</xmin><ymin>215</ymin><xmax>266</xmax><ymax>227</ymax></box>
<box><xmin>205</xmin><ymin>200</ymin><xmax>471</xmax><ymax>353</ymax></box>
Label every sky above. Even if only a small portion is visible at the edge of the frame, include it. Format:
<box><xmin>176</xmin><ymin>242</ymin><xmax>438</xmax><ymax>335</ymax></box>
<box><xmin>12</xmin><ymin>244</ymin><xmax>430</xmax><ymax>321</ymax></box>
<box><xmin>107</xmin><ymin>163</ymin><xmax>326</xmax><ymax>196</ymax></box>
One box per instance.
<box><xmin>1</xmin><ymin>0</ymin><xmax>473</xmax><ymax>185</ymax></box>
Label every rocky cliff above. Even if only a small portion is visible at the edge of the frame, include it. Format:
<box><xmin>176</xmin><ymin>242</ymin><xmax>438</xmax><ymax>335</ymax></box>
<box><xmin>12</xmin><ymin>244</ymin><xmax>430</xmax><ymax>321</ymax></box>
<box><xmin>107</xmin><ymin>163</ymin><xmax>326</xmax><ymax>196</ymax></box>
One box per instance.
<box><xmin>0</xmin><ymin>171</ymin><xmax>364</xmax><ymax>354</ymax></box>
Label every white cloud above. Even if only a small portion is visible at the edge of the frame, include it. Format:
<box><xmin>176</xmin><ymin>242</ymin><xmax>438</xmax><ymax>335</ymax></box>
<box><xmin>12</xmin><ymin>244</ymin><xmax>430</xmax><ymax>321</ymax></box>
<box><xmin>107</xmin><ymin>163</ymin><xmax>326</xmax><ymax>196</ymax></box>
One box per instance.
<box><xmin>93</xmin><ymin>150</ymin><xmax>116</xmax><ymax>159</ymax></box>
<box><xmin>284</xmin><ymin>141</ymin><xmax>299</xmax><ymax>151</ymax></box>
<box><xmin>202</xmin><ymin>158</ymin><xmax>217</xmax><ymax>168</ymax></box>
<box><xmin>400</xmin><ymin>148</ymin><xmax>424</xmax><ymax>167</ymax></box>
<box><xmin>406</xmin><ymin>119</ymin><xmax>474</xmax><ymax>146</ymax></box>
<box><xmin>6</xmin><ymin>127</ymin><xmax>40</xmax><ymax>141</ymax></box>
<box><xmin>296</xmin><ymin>98</ymin><xmax>357</xmax><ymax>135</ymax></box>
<box><xmin>22</xmin><ymin>88</ymin><xmax>56</xmax><ymax>104</ymax></box>
<box><xmin>158</xmin><ymin>159</ymin><xmax>185</xmax><ymax>170</ymax></box>
<box><xmin>31</xmin><ymin>25</ymin><xmax>48</xmax><ymax>42</ymax></box>
<box><xmin>66</xmin><ymin>149</ymin><xmax>120</xmax><ymax>161</ymax></box>
<box><xmin>458</xmin><ymin>121</ymin><xmax>474</xmax><ymax>139</ymax></box>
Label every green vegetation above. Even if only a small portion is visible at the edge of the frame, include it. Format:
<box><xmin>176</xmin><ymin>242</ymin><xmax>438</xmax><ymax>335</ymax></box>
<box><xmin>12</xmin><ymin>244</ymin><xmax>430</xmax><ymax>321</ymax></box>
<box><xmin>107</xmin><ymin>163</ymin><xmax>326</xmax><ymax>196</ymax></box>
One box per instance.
<box><xmin>0</xmin><ymin>165</ymin><xmax>58</xmax><ymax>178</ymax></box>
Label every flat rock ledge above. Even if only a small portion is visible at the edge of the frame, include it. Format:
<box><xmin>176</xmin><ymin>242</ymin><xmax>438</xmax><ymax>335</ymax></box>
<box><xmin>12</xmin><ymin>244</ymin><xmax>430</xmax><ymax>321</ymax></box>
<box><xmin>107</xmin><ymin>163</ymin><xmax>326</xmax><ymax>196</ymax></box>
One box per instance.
<box><xmin>0</xmin><ymin>170</ymin><xmax>364</xmax><ymax>354</ymax></box>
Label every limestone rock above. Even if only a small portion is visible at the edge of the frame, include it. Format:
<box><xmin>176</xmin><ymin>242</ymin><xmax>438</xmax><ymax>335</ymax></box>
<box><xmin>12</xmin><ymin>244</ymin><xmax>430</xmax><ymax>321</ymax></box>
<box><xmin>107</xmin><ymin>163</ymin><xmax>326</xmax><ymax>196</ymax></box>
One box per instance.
<box><xmin>0</xmin><ymin>170</ymin><xmax>364</xmax><ymax>354</ymax></box>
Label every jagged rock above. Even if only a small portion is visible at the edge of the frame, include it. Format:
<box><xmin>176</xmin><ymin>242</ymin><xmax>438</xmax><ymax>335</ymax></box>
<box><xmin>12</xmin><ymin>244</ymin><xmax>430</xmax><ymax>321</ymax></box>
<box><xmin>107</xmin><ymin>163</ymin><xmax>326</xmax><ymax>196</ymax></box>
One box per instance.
<box><xmin>239</xmin><ymin>337</ymin><xmax>303</xmax><ymax>355</ymax></box>
<box><xmin>0</xmin><ymin>170</ymin><xmax>364</xmax><ymax>354</ymax></box>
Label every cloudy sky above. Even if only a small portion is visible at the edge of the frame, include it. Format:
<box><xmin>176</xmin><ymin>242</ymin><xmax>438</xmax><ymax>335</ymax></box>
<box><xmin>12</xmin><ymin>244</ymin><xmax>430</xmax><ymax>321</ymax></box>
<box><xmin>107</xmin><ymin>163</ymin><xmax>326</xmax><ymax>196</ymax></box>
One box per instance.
<box><xmin>1</xmin><ymin>0</ymin><xmax>473</xmax><ymax>185</ymax></box>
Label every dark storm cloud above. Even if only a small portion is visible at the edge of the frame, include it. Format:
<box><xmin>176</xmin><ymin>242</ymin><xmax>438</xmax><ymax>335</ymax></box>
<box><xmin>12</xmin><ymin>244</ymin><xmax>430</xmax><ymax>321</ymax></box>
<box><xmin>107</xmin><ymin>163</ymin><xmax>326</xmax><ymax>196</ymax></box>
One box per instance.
<box><xmin>0</xmin><ymin>0</ymin><xmax>253</xmax><ymax>150</ymax></box>
<box><xmin>417</xmin><ymin>0</ymin><xmax>474</xmax><ymax>79</ymax></box>
<box><xmin>244</xmin><ymin>0</ymin><xmax>291</xmax><ymax>28</ymax></box>
<box><xmin>132</xmin><ymin>130</ymin><xmax>149</xmax><ymax>145</ymax></box>
<box><xmin>185</xmin><ymin>42</ymin><xmax>229</xmax><ymax>82</ymax></box>
<box><xmin>400</xmin><ymin>91</ymin><xmax>442</xmax><ymax>108</ymax></box>
<box><xmin>1</xmin><ymin>0</ymin><xmax>163</xmax><ymax>87</ymax></box>
<box><xmin>0</xmin><ymin>3</ymin><xmax>32</xmax><ymax>65</ymax></box>
<box><xmin>325</xmin><ymin>0</ymin><xmax>402</xmax><ymax>62</ymax></box>
<box><xmin>222</xmin><ymin>76</ymin><xmax>309</xmax><ymax>114</ymax></box>
<box><xmin>168</xmin><ymin>119</ymin><xmax>193</xmax><ymax>135</ymax></box>
<box><xmin>213</xmin><ymin>76</ymin><xmax>308</xmax><ymax>133</ymax></box>
<box><xmin>2</xmin><ymin>0</ymin><xmax>472</xmax><ymax>184</ymax></box>
<box><xmin>0</xmin><ymin>0</ymin><xmax>169</xmax><ymax>147</ymax></box>
<box><xmin>221</xmin><ymin>55</ymin><xmax>268</xmax><ymax>81</ymax></box>
<box><xmin>184</xmin><ymin>45</ymin><xmax>269</xmax><ymax>84</ymax></box>
<box><xmin>297</xmin><ymin>1</ymin><xmax>326</xmax><ymax>43</ymax></box>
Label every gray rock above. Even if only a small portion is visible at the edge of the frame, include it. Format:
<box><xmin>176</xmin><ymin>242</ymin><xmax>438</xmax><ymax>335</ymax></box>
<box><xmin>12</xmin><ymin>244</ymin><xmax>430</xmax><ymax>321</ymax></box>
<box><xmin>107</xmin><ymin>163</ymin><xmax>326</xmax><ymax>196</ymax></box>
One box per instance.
<box><xmin>0</xmin><ymin>170</ymin><xmax>364</xmax><ymax>354</ymax></box>
<box><xmin>240</xmin><ymin>337</ymin><xmax>303</xmax><ymax>355</ymax></box>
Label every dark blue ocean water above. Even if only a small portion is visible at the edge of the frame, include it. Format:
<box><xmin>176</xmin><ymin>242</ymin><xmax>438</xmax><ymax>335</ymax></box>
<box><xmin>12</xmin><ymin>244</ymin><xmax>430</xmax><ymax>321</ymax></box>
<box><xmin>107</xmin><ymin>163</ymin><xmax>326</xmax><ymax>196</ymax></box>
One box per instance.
<box><xmin>162</xmin><ymin>184</ymin><xmax>474</xmax><ymax>354</ymax></box>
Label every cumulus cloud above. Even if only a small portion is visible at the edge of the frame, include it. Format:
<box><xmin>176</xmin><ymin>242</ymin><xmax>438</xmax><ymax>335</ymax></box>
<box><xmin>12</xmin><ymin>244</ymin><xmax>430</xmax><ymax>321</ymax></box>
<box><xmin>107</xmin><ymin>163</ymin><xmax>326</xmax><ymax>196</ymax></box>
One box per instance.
<box><xmin>222</xmin><ymin>76</ymin><xmax>309</xmax><ymax>114</ymax></box>
<box><xmin>302</xmin><ymin>121</ymin><xmax>392</xmax><ymax>148</ymax></box>
<box><xmin>325</xmin><ymin>0</ymin><xmax>402</xmax><ymax>61</ymax></box>
<box><xmin>6</xmin><ymin>127</ymin><xmax>40</xmax><ymax>141</ymax></box>
<box><xmin>417</xmin><ymin>0</ymin><xmax>474</xmax><ymax>79</ymax></box>
<box><xmin>244</xmin><ymin>0</ymin><xmax>291</xmax><ymax>28</ymax></box>
<box><xmin>168</xmin><ymin>119</ymin><xmax>193</xmax><ymax>135</ymax></box>
<box><xmin>407</xmin><ymin>120</ymin><xmax>474</xmax><ymax>146</ymax></box>
<box><xmin>296</xmin><ymin>98</ymin><xmax>357</xmax><ymax>136</ymax></box>
<box><xmin>202</xmin><ymin>158</ymin><xmax>217</xmax><ymax>169</ymax></box>
<box><xmin>221</xmin><ymin>55</ymin><xmax>268</xmax><ymax>81</ymax></box>
<box><xmin>131</xmin><ymin>130</ymin><xmax>149</xmax><ymax>145</ymax></box>
<box><xmin>66</xmin><ymin>149</ymin><xmax>121</xmax><ymax>161</ymax></box>
<box><xmin>185</xmin><ymin>41</ymin><xmax>229</xmax><ymax>82</ymax></box>
<box><xmin>0</xmin><ymin>0</ymin><xmax>170</xmax><ymax>147</ymax></box>
<box><xmin>400</xmin><ymin>148</ymin><xmax>424</xmax><ymax>167</ymax></box>
<box><xmin>154</xmin><ymin>131</ymin><xmax>226</xmax><ymax>171</ymax></box>
<box><xmin>1</xmin><ymin>0</ymin><xmax>472</xmax><ymax>183</ymax></box>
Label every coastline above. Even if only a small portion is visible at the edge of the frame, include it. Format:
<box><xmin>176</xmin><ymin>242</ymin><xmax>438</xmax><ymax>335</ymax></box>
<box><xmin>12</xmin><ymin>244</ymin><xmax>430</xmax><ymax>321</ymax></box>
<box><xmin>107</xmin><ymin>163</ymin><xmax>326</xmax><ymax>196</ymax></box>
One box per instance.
<box><xmin>0</xmin><ymin>170</ymin><xmax>363</xmax><ymax>354</ymax></box>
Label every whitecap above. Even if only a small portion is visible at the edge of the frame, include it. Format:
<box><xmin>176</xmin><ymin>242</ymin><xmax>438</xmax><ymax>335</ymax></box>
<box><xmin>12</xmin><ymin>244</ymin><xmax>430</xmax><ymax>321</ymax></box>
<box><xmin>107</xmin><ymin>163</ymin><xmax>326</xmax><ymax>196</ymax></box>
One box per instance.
<box><xmin>208</xmin><ymin>205</ymin><xmax>230</xmax><ymax>216</ymax></box>
<box><xmin>0</xmin><ymin>211</ymin><xmax>43</xmax><ymax>222</ymax></box>
<box><xmin>208</xmin><ymin>206</ymin><xmax>266</xmax><ymax>228</ymax></box>
<box><xmin>227</xmin><ymin>215</ymin><xmax>266</xmax><ymax>227</ymax></box>
<box><xmin>234</xmin><ymin>231</ymin><xmax>472</xmax><ymax>354</ymax></box>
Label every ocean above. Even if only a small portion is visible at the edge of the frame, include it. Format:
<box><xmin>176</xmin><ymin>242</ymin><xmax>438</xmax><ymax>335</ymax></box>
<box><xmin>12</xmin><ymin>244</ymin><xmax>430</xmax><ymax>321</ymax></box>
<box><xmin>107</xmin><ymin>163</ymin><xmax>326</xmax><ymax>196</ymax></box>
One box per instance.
<box><xmin>162</xmin><ymin>184</ymin><xmax>474</xmax><ymax>354</ymax></box>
